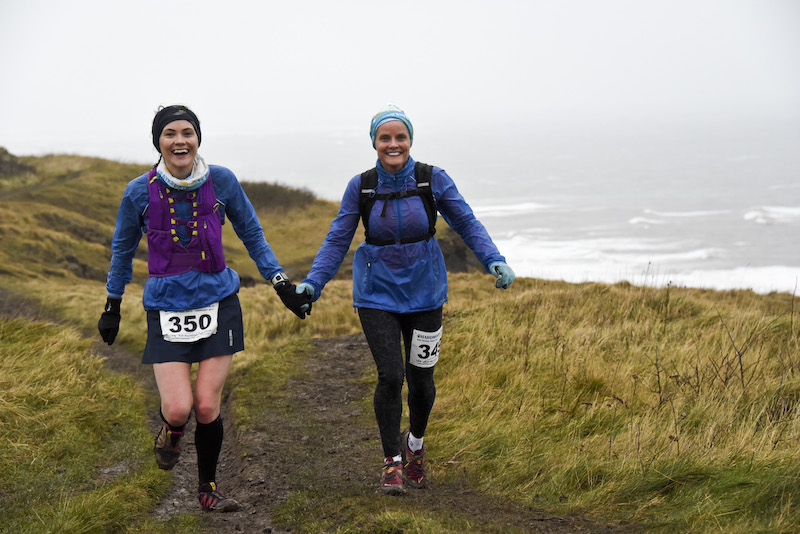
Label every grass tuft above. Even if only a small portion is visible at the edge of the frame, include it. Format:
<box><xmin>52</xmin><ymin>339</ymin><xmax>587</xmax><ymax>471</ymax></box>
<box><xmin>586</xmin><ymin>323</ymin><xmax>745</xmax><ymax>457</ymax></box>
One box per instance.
<box><xmin>0</xmin><ymin>317</ymin><xmax>171</xmax><ymax>533</ymax></box>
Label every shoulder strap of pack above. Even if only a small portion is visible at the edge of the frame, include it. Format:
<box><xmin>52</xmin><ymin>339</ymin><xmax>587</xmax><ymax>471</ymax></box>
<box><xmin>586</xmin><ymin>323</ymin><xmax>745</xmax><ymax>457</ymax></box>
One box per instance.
<box><xmin>414</xmin><ymin>162</ymin><xmax>437</xmax><ymax>240</ymax></box>
<box><xmin>359</xmin><ymin>167</ymin><xmax>379</xmax><ymax>241</ymax></box>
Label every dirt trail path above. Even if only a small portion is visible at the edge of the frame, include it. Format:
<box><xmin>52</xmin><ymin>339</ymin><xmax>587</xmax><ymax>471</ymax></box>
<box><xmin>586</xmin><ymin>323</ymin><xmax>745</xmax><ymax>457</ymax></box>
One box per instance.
<box><xmin>148</xmin><ymin>333</ymin><xmax>634</xmax><ymax>533</ymax></box>
<box><xmin>1</xmin><ymin>289</ymin><xmax>635</xmax><ymax>533</ymax></box>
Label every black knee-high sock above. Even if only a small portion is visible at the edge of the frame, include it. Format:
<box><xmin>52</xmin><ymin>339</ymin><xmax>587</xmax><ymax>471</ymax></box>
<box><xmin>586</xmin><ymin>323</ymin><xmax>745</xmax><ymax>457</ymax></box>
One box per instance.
<box><xmin>195</xmin><ymin>415</ymin><xmax>223</xmax><ymax>486</ymax></box>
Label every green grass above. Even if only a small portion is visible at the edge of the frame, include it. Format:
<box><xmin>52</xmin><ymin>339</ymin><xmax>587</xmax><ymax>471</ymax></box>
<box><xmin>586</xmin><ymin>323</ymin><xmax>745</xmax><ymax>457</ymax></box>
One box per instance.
<box><xmin>0</xmin><ymin>316</ymin><xmax>172</xmax><ymax>533</ymax></box>
<box><xmin>429</xmin><ymin>276</ymin><xmax>800</xmax><ymax>532</ymax></box>
<box><xmin>273</xmin><ymin>491</ymin><xmax>537</xmax><ymax>534</ymax></box>
<box><xmin>4</xmin><ymin>149</ymin><xmax>800</xmax><ymax>532</ymax></box>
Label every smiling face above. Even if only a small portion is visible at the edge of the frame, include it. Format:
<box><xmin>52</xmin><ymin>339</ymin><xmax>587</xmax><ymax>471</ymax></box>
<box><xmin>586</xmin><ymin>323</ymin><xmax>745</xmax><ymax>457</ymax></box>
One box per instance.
<box><xmin>374</xmin><ymin>120</ymin><xmax>411</xmax><ymax>174</ymax></box>
<box><xmin>158</xmin><ymin>120</ymin><xmax>198</xmax><ymax>179</ymax></box>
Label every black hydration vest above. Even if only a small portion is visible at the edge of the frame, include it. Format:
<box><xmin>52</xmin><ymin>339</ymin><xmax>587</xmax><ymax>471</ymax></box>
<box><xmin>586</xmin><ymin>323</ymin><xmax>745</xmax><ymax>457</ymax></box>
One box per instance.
<box><xmin>359</xmin><ymin>162</ymin><xmax>436</xmax><ymax>246</ymax></box>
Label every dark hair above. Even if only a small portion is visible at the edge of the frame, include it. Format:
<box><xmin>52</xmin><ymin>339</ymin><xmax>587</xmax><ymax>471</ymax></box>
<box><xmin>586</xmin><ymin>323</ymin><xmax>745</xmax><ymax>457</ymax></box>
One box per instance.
<box><xmin>151</xmin><ymin>105</ymin><xmax>201</xmax><ymax>153</ymax></box>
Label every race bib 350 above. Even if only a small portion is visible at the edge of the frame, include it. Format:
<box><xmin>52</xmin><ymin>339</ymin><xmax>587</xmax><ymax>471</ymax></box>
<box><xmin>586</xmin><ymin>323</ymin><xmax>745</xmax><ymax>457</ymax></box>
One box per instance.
<box><xmin>409</xmin><ymin>326</ymin><xmax>443</xmax><ymax>368</ymax></box>
<box><xmin>159</xmin><ymin>302</ymin><xmax>219</xmax><ymax>343</ymax></box>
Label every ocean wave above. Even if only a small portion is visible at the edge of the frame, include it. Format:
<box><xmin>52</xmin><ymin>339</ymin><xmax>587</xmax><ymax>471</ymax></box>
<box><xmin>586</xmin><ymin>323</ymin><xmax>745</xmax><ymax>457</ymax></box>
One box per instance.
<box><xmin>472</xmin><ymin>202</ymin><xmax>552</xmax><ymax>218</ymax></box>
<box><xmin>494</xmin><ymin>235</ymin><xmax>800</xmax><ymax>294</ymax></box>
<box><xmin>672</xmin><ymin>266</ymin><xmax>800</xmax><ymax>294</ymax></box>
<box><xmin>514</xmin><ymin>264</ymin><xmax>800</xmax><ymax>295</ymax></box>
<box><xmin>628</xmin><ymin>248</ymin><xmax>723</xmax><ymax>264</ymax></box>
<box><xmin>495</xmin><ymin>235</ymin><xmax>717</xmax><ymax>264</ymax></box>
<box><xmin>767</xmin><ymin>183</ymin><xmax>800</xmax><ymax>191</ymax></box>
<box><xmin>744</xmin><ymin>206</ymin><xmax>800</xmax><ymax>225</ymax></box>
<box><xmin>628</xmin><ymin>217</ymin><xmax>666</xmax><ymax>226</ymax></box>
<box><xmin>643</xmin><ymin>208</ymin><xmax>729</xmax><ymax>218</ymax></box>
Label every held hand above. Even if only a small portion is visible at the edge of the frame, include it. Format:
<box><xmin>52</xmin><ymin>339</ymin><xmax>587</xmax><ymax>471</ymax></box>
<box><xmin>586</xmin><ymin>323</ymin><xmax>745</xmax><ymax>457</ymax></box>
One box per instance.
<box><xmin>489</xmin><ymin>262</ymin><xmax>515</xmax><ymax>290</ymax></box>
<box><xmin>98</xmin><ymin>297</ymin><xmax>122</xmax><ymax>345</ymax></box>
<box><xmin>295</xmin><ymin>283</ymin><xmax>315</xmax><ymax>315</ymax></box>
<box><xmin>276</xmin><ymin>283</ymin><xmax>311</xmax><ymax>319</ymax></box>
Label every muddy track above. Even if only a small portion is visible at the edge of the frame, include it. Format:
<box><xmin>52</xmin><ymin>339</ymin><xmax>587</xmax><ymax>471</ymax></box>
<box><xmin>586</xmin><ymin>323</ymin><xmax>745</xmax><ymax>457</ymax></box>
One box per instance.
<box><xmin>1</xmin><ymin>288</ymin><xmax>636</xmax><ymax>533</ymax></box>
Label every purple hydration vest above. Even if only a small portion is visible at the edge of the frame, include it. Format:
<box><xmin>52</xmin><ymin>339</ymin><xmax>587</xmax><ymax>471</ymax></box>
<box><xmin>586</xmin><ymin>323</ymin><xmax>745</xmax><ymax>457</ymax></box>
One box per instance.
<box><xmin>146</xmin><ymin>168</ymin><xmax>227</xmax><ymax>277</ymax></box>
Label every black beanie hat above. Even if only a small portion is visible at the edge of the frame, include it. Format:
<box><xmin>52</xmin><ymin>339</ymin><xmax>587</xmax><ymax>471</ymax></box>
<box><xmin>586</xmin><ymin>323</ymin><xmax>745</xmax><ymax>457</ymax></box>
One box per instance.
<box><xmin>151</xmin><ymin>105</ymin><xmax>201</xmax><ymax>153</ymax></box>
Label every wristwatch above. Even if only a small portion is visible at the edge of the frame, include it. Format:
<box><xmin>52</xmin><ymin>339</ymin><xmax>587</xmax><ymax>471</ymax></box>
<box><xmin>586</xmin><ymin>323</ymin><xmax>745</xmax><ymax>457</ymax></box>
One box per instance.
<box><xmin>271</xmin><ymin>272</ymin><xmax>290</xmax><ymax>289</ymax></box>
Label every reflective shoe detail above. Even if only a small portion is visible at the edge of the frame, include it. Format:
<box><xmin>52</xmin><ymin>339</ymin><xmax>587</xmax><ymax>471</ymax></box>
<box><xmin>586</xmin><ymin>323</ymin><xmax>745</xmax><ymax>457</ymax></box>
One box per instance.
<box><xmin>153</xmin><ymin>423</ymin><xmax>181</xmax><ymax>470</ymax></box>
<box><xmin>401</xmin><ymin>430</ymin><xmax>427</xmax><ymax>488</ymax></box>
<box><xmin>198</xmin><ymin>481</ymin><xmax>240</xmax><ymax>512</ymax></box>
<box><xmin>380</xmin><ymin>458</ymin><xmax>406</xmax><ymax>495</ymax></box>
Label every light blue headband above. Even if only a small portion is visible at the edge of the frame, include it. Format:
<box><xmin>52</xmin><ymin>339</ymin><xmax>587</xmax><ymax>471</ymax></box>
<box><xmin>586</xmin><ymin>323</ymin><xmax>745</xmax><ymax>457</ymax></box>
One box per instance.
<box><xmin>369</xmin><ymin>104</ymin><xmax>413</xmax><ymax>148</ymax></box>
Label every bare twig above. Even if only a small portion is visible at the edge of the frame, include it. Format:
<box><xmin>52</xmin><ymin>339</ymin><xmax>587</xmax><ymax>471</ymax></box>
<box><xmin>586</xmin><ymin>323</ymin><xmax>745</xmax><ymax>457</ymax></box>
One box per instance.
<box><xmin>714</xmin><ymin>306</ymin><xmax>785</xmax><ymax>391</ymax></box>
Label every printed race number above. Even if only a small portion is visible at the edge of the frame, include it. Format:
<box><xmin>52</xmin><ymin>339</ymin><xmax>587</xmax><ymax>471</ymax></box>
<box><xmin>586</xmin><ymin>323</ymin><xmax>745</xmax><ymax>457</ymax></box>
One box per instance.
<box><xmin>409</xmin><ymin>327</ymin><xmax>443</xmax><ymax>368</ymax></box>
<box><xmin>159</xmin><ymin>303</ymin><xmax>219</xmax><ymax>343</ymax></box>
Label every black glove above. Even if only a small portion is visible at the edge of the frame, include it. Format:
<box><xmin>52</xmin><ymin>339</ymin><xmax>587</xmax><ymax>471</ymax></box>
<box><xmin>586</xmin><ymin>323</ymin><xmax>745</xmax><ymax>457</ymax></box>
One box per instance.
<box><xmin>98</xmin><ymin>297</ymin><xmax>122</xmax><ymax>345</ymax></box>
<box><xmin>275</xmin><ymin>282</ymin><xmax>312</xmax><ymax>319</ymax></box>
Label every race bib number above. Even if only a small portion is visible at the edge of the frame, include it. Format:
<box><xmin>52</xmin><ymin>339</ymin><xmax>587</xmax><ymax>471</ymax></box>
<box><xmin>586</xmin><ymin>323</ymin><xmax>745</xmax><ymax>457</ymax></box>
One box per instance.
<box><xmin>159</xmin><ymin>303</ymin><xmax>219</xmax><ymax>343</ymax></box>
<box><xmin>409</xmin><ymin>327</ymin><xmax>443</xmax><ymax>368</ymax></box>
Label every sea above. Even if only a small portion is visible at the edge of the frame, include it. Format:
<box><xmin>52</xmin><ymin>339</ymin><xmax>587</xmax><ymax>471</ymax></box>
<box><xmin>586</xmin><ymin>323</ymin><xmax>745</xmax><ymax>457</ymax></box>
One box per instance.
<box><xmin>4</xmin><ymin>118</ymin><xmax>800</xmax><ymax>295</ymax></box>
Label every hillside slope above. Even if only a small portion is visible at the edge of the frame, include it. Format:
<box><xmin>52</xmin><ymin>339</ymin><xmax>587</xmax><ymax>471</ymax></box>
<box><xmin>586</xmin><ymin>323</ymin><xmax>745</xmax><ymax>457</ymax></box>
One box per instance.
<box><xmin>5</xmin><ymin>149</ymin><xmax>800</xmax><ymax>533</ymax></box>
<box><xmin>0</xmin><ymin>148</ymin><xmax>482</xmax><ymax>287</ymax></box>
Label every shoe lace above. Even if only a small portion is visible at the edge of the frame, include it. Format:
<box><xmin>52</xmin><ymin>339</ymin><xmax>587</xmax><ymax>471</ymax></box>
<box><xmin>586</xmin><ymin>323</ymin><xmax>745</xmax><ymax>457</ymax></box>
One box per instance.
<box><xmin>382</xmin><ymin>462</ymin><xmax>403</xmax><ymax>484</ymax></box>
<box><xmin>198</xmin><ymin>482</ymin><xmax>227</xmax><ymax>509</ymax></box>
<box><xmin>405</xmin><ymin>451</ymin><xmax>425</xmax><ymax>477</ymax></box>
<box><xmin>199</xmin><ymin>491</ymin><xmax>219</xmax><ymax>509</ymax></box>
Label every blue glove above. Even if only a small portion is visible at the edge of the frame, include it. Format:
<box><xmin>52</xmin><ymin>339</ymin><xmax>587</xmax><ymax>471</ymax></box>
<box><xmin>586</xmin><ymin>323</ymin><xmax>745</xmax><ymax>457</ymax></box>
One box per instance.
<box><xmin>295</xmin><ymin>283</ymin><xmax>315</xmax><ymax>314</ymax></box>
<box><xmin>489</xmin><ymin>262</ymin><xmax>515</xmax><ymax>289</ymax></box>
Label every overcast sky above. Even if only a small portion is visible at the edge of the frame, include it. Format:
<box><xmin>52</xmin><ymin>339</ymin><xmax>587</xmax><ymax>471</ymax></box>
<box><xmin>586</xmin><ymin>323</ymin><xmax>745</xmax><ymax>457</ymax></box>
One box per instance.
<box><xmin>1</xmin><ymin>0</ymin><xmax>799</xmax><ymax>165</ymax></box>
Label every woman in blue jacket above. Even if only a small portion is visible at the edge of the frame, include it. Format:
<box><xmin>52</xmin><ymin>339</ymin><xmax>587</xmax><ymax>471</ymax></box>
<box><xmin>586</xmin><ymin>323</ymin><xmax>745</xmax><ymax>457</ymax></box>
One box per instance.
<box><xmin>296</xmin><ymin>104</ymin><xmax>515</xmax><ymax>494</ymax></box>
<box><xmin>97</xmin><ymin>105</ymin><xmax>309</xmax><ymax>512</ymax></box>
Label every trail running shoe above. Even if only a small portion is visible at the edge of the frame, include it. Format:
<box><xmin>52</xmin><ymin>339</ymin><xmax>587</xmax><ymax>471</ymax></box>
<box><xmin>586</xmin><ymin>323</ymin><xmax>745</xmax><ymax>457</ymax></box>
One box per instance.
<box><xmin>380</xmin><ymin>458</ymin><xmax>406</xmax><ymax>495</ymax></box>
<box><xmin>153</xmin><ymin>423</ymin><xmax>182</xmax><ymax>470</ymax></box>
<box><xmin>198</xmin><ymin>482</ymin><xmax>240</xmax><ymax>512</ymax></box>
<box><xmin>401</xmin><ymin>430</ymin><xmax>427</xmax><ymax>488</ymax></box>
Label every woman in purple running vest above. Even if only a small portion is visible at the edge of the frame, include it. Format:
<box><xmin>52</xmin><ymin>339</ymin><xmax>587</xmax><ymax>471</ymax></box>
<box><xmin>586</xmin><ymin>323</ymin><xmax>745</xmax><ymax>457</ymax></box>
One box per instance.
<box><xmin>97</xmin><ymin>105</ymin><xmax>310</xmax><ymax>512</ymax></box>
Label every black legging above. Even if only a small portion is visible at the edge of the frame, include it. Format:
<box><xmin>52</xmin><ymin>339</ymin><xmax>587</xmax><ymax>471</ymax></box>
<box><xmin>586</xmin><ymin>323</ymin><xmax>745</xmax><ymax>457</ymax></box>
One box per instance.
<box><xmin>358</xmin><ymin>306</ymin><xmax>442</xmax><ymax>458</ymax></box>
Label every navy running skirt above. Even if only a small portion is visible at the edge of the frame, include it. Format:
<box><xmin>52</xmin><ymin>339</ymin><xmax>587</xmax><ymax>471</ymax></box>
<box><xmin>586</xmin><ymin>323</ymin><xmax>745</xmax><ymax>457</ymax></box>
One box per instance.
<box><xmin>142</xmin><ymin>293</ymin><xmax>245</xmax><ymax>364</ymax></box>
